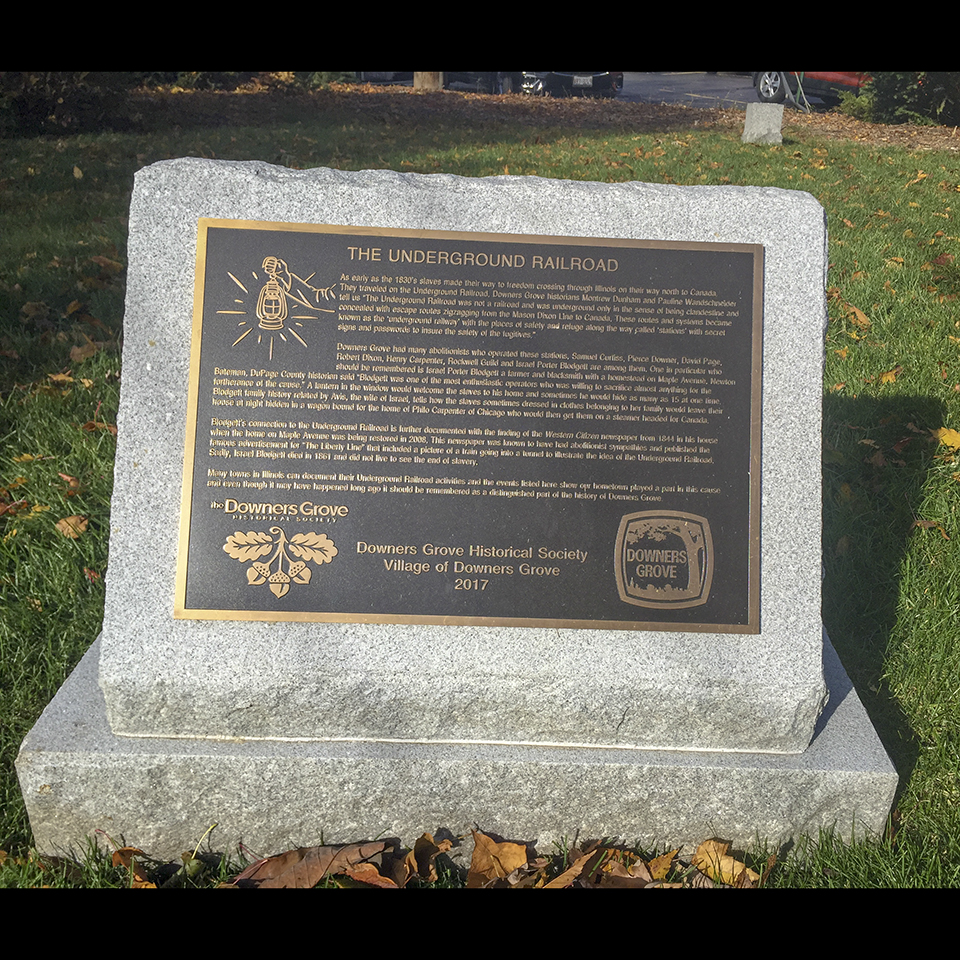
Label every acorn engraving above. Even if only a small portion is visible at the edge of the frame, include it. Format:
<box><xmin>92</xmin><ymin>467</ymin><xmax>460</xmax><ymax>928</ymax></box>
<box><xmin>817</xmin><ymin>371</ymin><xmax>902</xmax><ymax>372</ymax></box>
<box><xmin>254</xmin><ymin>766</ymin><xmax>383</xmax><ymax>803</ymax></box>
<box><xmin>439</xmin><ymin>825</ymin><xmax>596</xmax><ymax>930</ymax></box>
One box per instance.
<box><xmin>224</xmin><ymin>527</ymin><xmax>337</xmax><ymax>598</ymax></box>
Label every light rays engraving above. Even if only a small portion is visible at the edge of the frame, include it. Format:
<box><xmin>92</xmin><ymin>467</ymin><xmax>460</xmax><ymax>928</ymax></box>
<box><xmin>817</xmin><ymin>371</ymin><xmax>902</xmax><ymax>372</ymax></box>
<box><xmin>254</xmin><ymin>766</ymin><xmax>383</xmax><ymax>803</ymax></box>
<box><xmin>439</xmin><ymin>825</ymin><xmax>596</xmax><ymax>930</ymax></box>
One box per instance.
<box><xmin>216</xmin><ymin>256</ymin><xmax>337</xmax><ymax>359</ymax></box>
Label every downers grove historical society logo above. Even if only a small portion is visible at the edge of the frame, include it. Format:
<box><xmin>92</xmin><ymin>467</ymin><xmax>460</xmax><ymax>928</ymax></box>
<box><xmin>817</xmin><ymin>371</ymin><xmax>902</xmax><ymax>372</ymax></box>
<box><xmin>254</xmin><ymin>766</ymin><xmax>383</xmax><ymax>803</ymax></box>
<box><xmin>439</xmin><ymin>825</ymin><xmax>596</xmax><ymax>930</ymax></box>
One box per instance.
<box><xmin>615</xmin><ymin>511</ymin><xmax>713</xmax><ymax>609</ymax></box>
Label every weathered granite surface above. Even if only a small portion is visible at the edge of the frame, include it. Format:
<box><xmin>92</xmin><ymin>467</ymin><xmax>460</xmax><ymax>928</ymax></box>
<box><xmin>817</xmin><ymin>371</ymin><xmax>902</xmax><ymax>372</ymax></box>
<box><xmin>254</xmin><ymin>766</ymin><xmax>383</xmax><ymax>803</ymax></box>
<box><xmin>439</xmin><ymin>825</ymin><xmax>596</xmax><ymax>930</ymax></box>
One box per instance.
<box><xmin>17</xmin><ymin>633</ymin><xmax>896</xmax><ymax>859</ymax></box>
<box><xmin>742</xmin><ymin>103</ymin><xmax>785</xmax><ymax>144</ymax></box>
<box><xmin>98</xmin><ymin>160</ymin><xmax>829</xmax><ymax>754</ymax></box>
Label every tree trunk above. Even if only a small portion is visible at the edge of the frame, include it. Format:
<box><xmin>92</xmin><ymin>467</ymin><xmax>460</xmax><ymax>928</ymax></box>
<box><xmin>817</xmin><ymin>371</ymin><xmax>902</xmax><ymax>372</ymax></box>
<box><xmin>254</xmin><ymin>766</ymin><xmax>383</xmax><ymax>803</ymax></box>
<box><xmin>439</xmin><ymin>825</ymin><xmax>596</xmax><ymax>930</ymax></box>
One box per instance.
<box><xmin>414</xmin><ymin>72</ymin><xmax>443</xmax><ymax>92</ymax></box>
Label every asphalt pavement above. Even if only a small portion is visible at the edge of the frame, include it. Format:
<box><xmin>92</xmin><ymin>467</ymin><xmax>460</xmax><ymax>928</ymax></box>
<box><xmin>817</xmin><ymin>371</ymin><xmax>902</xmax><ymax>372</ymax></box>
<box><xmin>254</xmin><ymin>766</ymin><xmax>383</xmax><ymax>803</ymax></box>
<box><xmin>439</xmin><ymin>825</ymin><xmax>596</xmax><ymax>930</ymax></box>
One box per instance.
<box><xmin>621</xmin><ymin>72</ymin><xmax>759</xmax><ymax>109</ymax></box>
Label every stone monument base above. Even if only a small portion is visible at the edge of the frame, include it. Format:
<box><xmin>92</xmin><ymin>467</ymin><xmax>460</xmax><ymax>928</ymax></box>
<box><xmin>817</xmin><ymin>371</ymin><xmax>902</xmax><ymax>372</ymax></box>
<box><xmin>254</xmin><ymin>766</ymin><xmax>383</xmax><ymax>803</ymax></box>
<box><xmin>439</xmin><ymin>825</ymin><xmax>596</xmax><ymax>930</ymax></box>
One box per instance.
<box><xmin>17</xmin><ymin>632</ymin><xmax>897</xmax><ymax>860</ymax></box>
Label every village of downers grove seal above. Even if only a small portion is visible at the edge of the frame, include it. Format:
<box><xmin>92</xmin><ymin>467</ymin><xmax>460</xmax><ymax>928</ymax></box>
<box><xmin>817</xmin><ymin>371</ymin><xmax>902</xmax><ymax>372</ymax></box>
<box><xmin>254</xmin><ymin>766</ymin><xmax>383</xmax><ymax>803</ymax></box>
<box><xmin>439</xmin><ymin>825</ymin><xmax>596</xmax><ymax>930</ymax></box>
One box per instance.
<box><xmin>174</xmin><ymin>219</ymin><xmax>762</xmax><ymax>633</ymax></box>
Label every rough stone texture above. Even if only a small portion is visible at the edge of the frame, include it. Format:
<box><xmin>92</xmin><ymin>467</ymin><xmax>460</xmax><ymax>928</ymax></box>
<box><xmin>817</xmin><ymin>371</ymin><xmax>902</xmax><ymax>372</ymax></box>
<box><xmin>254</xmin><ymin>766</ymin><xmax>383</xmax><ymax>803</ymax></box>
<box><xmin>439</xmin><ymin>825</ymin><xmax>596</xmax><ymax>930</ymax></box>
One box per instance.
<box><xmin>742</xmin><ymin>103</ymin><xmax>785</xmax><ymax>144</ymax></box>
<box><xmin>17</xmin><ymin>632</ymin><xmax>897</xmax><ymax>859</ymax></box>
<box><xmin>96</xmin><ymin>160</ymin><xmax>829</xmax><ymax>754</ymax></box>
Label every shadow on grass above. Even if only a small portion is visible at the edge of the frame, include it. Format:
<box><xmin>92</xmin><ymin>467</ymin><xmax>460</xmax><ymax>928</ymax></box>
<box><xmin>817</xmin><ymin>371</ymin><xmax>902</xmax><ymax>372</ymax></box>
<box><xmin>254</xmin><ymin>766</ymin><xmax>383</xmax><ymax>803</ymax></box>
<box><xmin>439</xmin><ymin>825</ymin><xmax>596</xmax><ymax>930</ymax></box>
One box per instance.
<box><xmin>821</xmin><ymin>391</ymin><xmax>946</xmax><ymax>807</ymax></box>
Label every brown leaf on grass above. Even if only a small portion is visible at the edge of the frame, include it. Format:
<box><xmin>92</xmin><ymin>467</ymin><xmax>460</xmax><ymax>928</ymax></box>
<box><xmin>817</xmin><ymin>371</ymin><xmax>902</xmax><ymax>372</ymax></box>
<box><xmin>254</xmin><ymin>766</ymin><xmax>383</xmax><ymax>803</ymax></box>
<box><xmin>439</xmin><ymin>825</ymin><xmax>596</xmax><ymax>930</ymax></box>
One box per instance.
<box><xmin>402</xmin><ymin>831</ymin><xmax>453</xmax><ymax>885</ymax></box>
<box><xmin>932</xmin><ymin>427</ymin><xmax>960</xmax><ymax>450</ymax></box>
<box><xmin>232</xmin><ymin>841</ymin><xmax>395</xmax><ymax>889</ymax></box>
<box><xmin>81</xmin><ymin>420</ymin><xmax>117</xmax><ymax>436</ymax></box>
<box><xmin>912</xmin><ymin>519</ymin><xmax>949</xmax><ymax>539</ymax></box>
<box><xmin>879</xmin><ymin>365</ymin><xmax>903</xmax><ymax>384</ymax></box>
<box><xmin>341</xmin><ymin>861</ymin><xmax>399</xmax><ymax>888</ymax></box>
<box><xmin>112</xmin><ymin>846</ymin><xmax>155</xmax><ymax>887</ymax></box>
<box><xmin>846</xmin><ymin>303</ymin><xmax>871</xmax><ymax>329</ymax></box>
<box><xmin>88</xmin><ymin>255</ymin><xmax>124</xmax><ymax>275</ymax></box>
<box><xmin>70</xmin><ymin>340</ymin><xmax>100</xmax><ymax>363</ymax></box>
<box><xmin>648</xmin><ymin>848</ymin><xmax>679</xmax><ymax>880</ymax></box>
<box><xmin>593</xmin><ymin>850</ymin><xmax>658</xmax><ymax>888</ymax></box>
<box><xmin>690</xmin><ymin>839</ymin><xmax>760</xmax><ymax>886</ymax></box>
<box><xmin>59</xmin><ymin>473</ymin><xmax>81</xmax><ymax>496</ymax></box>
<box><xmin>80</xmin><ymin>313</ymin><xmax>114</xmax><ymax>336</ymax></box>
<box><xmin>595</xmin><ymin>860</ymin><xmax>651</xmax><ymax>888</ymax></box>
<box><xmin>545</xmin><ymin>844</ymin><xmax>661</xmax><ymax>889</ymax></box>
<box><xmin>20</xmin><ymin>301</ymin><xmax>50</xmax><ymax>321</ymax></box>
<box><xmin>55</xmin><ymin>515</ymin><xmax>87</xmax><ymax>538</ymax></box>
<box><xmin>467</xmin><ymin>829</ymin><xmax>531</xmax><ymax>888</ymax></box>
<box><xmin>510</xmin><ymin>858</ymin><xmax>552</xmax><ymax>888</ymax></box>
<box><xmin>542</xmin><ymin>851</ymin><xmax>595</xmax><ymax>888</ymax></box>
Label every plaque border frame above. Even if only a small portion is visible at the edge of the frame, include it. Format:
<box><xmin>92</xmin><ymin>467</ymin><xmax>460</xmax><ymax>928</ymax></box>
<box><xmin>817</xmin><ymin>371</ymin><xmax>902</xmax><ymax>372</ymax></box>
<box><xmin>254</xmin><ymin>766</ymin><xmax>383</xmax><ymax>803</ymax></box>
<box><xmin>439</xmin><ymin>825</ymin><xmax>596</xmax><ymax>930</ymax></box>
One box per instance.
<box><xmin>174</xmin><ymin>219</ymin><xmax>763</xmax><ymax>634</ymax></box>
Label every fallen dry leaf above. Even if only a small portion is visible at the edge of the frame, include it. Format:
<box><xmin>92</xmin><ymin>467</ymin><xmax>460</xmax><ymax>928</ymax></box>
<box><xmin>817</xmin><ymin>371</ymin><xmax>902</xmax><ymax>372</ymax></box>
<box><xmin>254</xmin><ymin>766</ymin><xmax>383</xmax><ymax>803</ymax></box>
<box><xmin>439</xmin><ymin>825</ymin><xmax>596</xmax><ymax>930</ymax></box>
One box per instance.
<box><xmin>341</xmin><ymin>860</ymin><xmax>399</xmax><ymax>888</ymax></box>
<box><xmin>467</xmin><ymin>829</ymin><xmax>530</xmax><ymax>888</ymax></box>
<box><xmin>690</xmin><ymin>839</ymin><xmax>760</xmax><ymax>886</ymax></box>
<box><xmin>81</xmin><ymin>420</ymin><xmax>117</xmax><ymax>436</ymax></box>
<box><xmin>112</xmin><ymin>846</ymin><xmax>156</xmax><ymax>887</ymax></box>
<box><xmin>912</xmin><ymin>519</ymin><xmax>949</xmax><ymax>539</ymax></box>
<box><xmin>59</xmin><ymin>473</ymin><xmax>81</xmax><ymax>496</ymax></box>
<box><xmin>88</xmin><ymin>255</ymin><xmax>123</xmax><ymax>274</ymax></box>
<box><xmin>542</xmin><ymin>851</ymin><xmax>595</xmax><ymax>888</ymax></box>
<box><xmin>932</xmin><ymin>427</ymin><xmax>960</xmax><ymax>450</ymax></box>
<box><xmin>402</xmin><ymin>831</ymin><xmax>453</xmax><ymax>885</ymax></box>
<box><xmin>70</xmin><ymin>340</ymin><xmax>100</xmax><ymax>363</ymax></box>
<box><xmin>55</xmin><ymin>516</ymin><xmax>88</xmax><ymax>538</ymax></box>
<box><xmin>648</xmin><ymin>848</ymin><xmax>679</xmax><ymax>880</ymax></box>
<box><xmin>846</xmin><ymin>303</ymin><xmax>872</xmax><ymax>329</ymax></box>
<box><xmin>232</xmin><ymin>841</ymin><xmax>396</xmax><ymax>889</ymax></box>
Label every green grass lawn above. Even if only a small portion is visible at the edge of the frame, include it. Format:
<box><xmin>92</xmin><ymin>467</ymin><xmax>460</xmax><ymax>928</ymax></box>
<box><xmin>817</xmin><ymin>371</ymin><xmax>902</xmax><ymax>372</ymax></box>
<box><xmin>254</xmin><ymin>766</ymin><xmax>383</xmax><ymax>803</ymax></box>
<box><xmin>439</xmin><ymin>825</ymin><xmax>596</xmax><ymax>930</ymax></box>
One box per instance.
<box><xmin>2</xmin><ymin>85</ymin><xmax>960</xmax><ymax>887</ymax></box>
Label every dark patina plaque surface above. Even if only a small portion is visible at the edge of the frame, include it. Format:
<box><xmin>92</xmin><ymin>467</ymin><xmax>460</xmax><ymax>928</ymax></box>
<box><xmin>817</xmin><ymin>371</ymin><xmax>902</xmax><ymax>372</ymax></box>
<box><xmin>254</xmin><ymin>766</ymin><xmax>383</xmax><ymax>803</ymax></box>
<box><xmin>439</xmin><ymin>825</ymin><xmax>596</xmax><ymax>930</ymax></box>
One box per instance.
<box><xmin>175</xmin><ymin>220</ymin><xmax>762</xmax><ymax>632</ymax></box>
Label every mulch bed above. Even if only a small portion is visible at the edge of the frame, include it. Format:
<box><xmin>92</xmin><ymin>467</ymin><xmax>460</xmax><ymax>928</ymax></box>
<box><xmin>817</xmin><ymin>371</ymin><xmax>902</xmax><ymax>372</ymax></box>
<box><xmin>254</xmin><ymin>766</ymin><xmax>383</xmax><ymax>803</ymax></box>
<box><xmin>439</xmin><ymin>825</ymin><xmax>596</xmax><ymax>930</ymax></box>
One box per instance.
<box><xmin>130</xmin><ymin>82</ymin><xmax>960</xmax><ymax>154</ymax></box>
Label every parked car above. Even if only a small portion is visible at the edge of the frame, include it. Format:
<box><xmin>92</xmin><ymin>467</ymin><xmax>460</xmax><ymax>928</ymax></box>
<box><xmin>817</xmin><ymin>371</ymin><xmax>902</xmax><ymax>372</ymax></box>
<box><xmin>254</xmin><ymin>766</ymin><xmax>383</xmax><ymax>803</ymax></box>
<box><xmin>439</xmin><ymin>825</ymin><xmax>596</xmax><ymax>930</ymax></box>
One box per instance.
<box><xmin>514</xmin><ymin>71</ymin><xmax>623</xmax><ymax>98</ymax></box>
<box><xmin>441</xmin><ymin>72</ymin><xmax>623</xmax><ymax>97</ymax></box>
<box><xmin>753</xmin><ymin>72</ymin><xmax>868</xmax><ymax>105</ymax></box>
<box><xmin>356</xmin><ymin>72</ymin><xmax>624</xmax><ymax>98</ymax></box>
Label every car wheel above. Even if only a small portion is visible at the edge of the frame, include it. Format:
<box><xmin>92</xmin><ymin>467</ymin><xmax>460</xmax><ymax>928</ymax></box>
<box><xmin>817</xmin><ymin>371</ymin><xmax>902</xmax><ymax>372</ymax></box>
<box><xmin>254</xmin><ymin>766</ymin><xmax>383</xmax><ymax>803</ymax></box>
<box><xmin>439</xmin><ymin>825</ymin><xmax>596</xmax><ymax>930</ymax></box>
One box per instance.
<box><xmin>523</xmin><ymin>77</ymin><xmax>545</xmax><ymax>96</ymax></box>
<box><xmin>756</xmin><ymin>71</ymin><xmax>786</xmax><ymax>103</ymax></box>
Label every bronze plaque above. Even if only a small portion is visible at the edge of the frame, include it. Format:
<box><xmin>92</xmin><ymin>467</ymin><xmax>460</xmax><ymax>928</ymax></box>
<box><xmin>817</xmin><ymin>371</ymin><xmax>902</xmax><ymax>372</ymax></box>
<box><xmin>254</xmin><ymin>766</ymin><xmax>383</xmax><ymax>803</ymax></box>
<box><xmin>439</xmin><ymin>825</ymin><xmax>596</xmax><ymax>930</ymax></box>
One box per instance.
<box><xmin>175</xmin><ymin>220</ymin><xmax>762</xmax><ymax>632</ymax></box>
